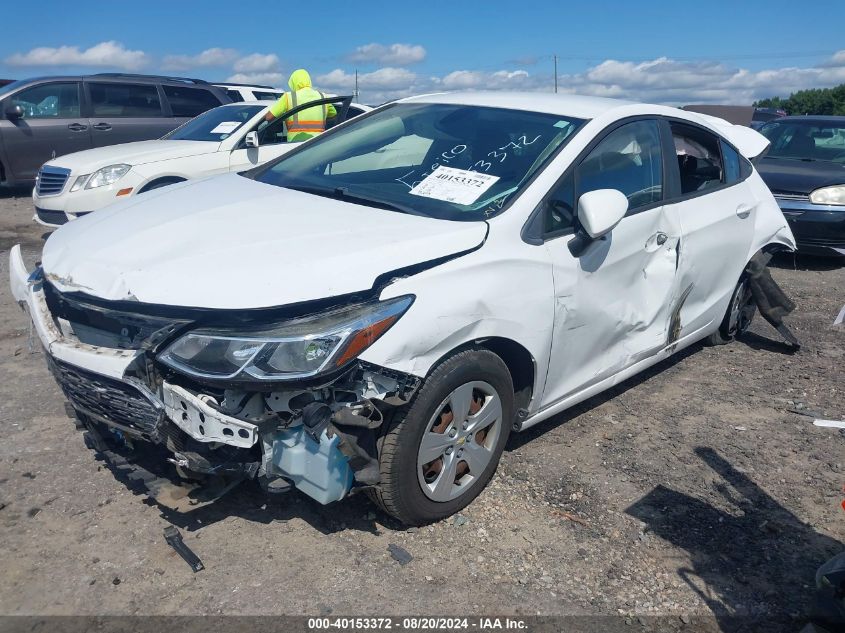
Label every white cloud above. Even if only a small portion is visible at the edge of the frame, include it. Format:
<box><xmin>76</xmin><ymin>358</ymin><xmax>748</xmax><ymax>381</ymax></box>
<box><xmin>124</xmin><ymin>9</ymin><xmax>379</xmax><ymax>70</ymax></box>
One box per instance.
<box><xmin>225</xmin><ymin>72</ymin><xmax>285</xmax><ymax>87</ymax></box>
<box><xmin>233</xmin><ymin>53</ymin><xmax>281</xmax><ymax>73</ymax></box>
<box><xmin>557</xmin><ymin>52</ymin><xmax>845</xmax><ymax>104</ymax></box>
<box><xmin>442</xmin><ymin>69</ymin><xmax>530</xmax><ymax>90</ymax></box>
<box><xmin>316</xmin><ymin>67</ymin><xmax>421</xmax><ymax>103</ymax></box>
<box><xmin>5</xmin><ymin>40</ymin><xmax>149</xmax><ymax>71</ymax></box>
<box><xmin>347</xmin><ymin>43</ymin><xmax>426</xmax><ymax>66</ymax></box>
<box><xmin>162</xmin><ymin>48</ymin><xmax>238</xmax><ymax>71</ymax></box>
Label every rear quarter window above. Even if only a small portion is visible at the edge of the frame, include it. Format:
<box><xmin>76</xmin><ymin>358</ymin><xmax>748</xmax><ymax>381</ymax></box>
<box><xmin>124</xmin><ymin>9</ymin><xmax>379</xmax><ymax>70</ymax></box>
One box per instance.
<box><xmin>721</xmin><ymin>140</ymin><xmax>741</xmax><ymax>184</ymax></box>
<box><xmin>163</xmin><ymin>86</ymin><xmax>224</xmax><ymax>117</ymax></box>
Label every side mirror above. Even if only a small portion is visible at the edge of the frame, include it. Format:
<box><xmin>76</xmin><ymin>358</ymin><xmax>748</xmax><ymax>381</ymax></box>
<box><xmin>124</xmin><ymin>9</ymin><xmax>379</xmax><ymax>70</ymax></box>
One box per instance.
<box><xmin>245</xmin><ymin>131</ymin><xmax>259</xmax><ymax>148</ymax></box>
<box><xmin>5</xmin><ymin>104</ymin><xmax>23</xmax><ymax>120</ymax></box>
<box><xmin>577</xmin><ymin>189</ymin><xmax>628</xmax><ymax>238</ymax></box>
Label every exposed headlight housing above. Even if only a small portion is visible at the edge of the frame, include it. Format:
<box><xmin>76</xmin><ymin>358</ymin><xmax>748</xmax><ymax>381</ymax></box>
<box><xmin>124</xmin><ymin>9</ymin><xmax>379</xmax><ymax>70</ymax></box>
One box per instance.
<box><xmin>158</xmin><ymin>295</ymin><xmax>414</xmax><ymax>381</ymax></box>
<box><xmin>85</xmin><ymin>164</ymin><xmax>131</xmax><ymax>190</ymax></box>
<box><xmin>809</xmin><ymin>185</ymin><xmax>845</xmax><ymax>206</ymax></box>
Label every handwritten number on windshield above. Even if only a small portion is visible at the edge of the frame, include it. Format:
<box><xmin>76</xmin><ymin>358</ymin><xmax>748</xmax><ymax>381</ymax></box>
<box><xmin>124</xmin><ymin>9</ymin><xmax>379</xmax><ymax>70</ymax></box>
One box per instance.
<box><xmin>394</xmin><ymin>136</ymin><xmax>541</xmax><ymax>190</ymax></box>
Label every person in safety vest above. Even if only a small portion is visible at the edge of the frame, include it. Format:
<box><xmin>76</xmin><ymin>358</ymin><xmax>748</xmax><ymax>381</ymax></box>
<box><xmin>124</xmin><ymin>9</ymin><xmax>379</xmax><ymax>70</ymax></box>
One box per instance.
<box><xmin>264</xmin><ymin>69</ymin><xmax>336</xmax><ymax>142</ymax></box>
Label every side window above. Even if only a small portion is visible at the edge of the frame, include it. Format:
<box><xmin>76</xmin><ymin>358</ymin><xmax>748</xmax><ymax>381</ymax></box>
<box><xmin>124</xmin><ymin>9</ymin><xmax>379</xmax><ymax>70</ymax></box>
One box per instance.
<box><xmin>257</xmin><ymin>117</ymin><xmax>288</xmax><ymax>146</ymax></box>
<box><xmin>671</xmin><ymin>123</ymin><xmax>723</xmax><ymax>194</ymax></box>
<box><xmin>253</xmin><ymin>91</ymin><xmax>283</xmax><ymax>101</ymax></box>
<box><xmin>225</xmin><ymin>89</ymin><xmax>244</xmax><ymax>103</ymax></box>
<box><xmin>163</xmin><ymin>86</ymin><xmax>222</xmax><ymax>117</ymax></box>
<box><xmin>721</xmin><ymin>140</ymin><xmax>741</xmax><ymax>184</ymax></box>
<box><xmin>576</xmin><ymin>120</ymin><xmax>663</xmax><ymax>212</ymax></box>
<box><xmin>9</xmin><ymin>83</ymin><xmax>80</xmax><ymax>119</ymax></box>
<box><xmin>89</xmin><ymin>83</ymin><xmax>162</xmax><ymax>117</ymax></box>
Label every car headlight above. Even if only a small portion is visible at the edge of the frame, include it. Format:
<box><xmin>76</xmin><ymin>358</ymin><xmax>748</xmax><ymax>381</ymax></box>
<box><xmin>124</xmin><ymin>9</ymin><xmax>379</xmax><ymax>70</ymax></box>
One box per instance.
<box><xmin>809</xmin><ymin>185</ymin><xmax>845</xmax><ymax>206</ymax></box>
<box><xmin>85</xmin><ymin>164</ymin><xmax>131</xmax><ymax>190</ymax></box>
<box><xmin>70</xmin><ymin>174</ymin><xmax>91</xmax><ymax>192</ymax></box>
<box><xmin>158</xmin><ymin>295</ymin><xmax>413</xmax><ymax>381</ymax></box>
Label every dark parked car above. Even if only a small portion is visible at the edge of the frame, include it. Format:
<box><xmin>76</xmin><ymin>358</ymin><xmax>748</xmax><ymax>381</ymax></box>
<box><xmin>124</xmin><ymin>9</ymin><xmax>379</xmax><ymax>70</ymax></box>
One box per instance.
<box><xmin>751</xmin><ymin>107</ymin><xmax>786</xmax><ymax>130</ymax></box>
<box><xmin>0</xmin><ymin>73</ymin><xmax>231</xmax><ymax>187</ymax></box>
<box><xmin>757</xmin><ymin>116</ymin><xmax>845</xmax><ymax>257</ymax></box>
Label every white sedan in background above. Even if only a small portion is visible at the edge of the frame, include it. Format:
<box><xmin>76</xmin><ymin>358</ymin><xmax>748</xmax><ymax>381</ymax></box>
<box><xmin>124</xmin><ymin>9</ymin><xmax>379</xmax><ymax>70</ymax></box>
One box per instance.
<box><xmin>32</xmin><ymin>97</ymin><xmax>369</xmax><ymax>227</ymax></box>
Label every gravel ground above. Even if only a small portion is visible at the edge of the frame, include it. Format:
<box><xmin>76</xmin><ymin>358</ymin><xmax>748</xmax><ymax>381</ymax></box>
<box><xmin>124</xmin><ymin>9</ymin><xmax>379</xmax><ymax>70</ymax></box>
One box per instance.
<box><xmin>0</xmin><ymin>186</ymin><xmax>842</xmax><ymax>629</ymax></box>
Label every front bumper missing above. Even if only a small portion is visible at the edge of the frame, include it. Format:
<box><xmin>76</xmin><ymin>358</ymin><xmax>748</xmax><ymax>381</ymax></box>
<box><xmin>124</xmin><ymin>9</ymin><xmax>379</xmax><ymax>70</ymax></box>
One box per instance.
<box><xmin>9</xmin><ymin>244</ymin><xmax>412</xmax><ymax>506</ymax></box>
<box><xmin>162</xmin><ymin>383</ymin><xmax>258</xmax><ymax>449</ymax></box>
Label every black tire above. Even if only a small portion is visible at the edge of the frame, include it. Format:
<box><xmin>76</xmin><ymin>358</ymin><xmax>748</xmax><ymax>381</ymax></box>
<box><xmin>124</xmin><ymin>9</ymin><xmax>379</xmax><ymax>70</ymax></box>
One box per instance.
<box><xmin>370</xmin><ymin>349</ymin><xmax>513</xmax><ymax>525</ymax></box>
<box><xmin>706</xmin><ymin>274</ymin><xmax>756</xmax><ymax>346</ymax></box>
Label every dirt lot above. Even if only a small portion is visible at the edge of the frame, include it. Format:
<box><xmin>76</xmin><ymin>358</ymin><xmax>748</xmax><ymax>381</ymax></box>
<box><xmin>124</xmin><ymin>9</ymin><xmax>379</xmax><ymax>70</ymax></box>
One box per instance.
<box><xmin>0</xmin><ymin>186</ymin><xmax>842</xmax><ymax>628</ymax></box>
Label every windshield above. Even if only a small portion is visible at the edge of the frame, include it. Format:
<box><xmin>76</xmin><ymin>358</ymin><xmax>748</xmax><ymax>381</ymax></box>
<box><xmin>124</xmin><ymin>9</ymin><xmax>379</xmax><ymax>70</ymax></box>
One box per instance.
<box><xmin>164</xmin><ymin>104</ymin><xmax>265</xmax><ymax>142</ymax></box>
<box><xmin>0</xmin><ymin>79</ymin><xmax>33</xmax><ymax>100</ymax></box>
<box><xmin>251</xmin><ymin>103</ymin><xmax>584</xmax><ymax>220</ymax></box>
<box><xmin>760</xmin><ymin>120</ymin><xmax>845</xmax><ymax>163</ymax></box>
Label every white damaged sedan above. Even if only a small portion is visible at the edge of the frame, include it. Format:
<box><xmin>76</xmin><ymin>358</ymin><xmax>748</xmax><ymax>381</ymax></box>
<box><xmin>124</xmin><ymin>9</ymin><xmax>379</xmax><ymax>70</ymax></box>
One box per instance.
<box><xmin>10</xmin><ymin>92</ymin><xmax>795</xmax><ymax>525</ymax></box>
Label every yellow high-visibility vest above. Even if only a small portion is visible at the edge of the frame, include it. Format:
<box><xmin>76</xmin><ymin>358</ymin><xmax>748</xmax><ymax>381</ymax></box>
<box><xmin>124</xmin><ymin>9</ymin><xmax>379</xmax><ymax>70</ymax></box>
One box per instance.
<box><xmin>270</xmin><ymin>87</ymin><xmax>336</xmax><ymax>141</ymax></box>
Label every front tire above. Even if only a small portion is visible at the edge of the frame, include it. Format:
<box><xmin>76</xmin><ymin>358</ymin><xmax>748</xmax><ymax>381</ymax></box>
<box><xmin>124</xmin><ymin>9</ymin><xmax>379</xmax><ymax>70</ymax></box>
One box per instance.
<box><xmin>370</xmin><ymin>349</ymin><xmax>513</xmax><ymax>525</ymax></box>
<box><xmin>706</xmin><ymin>274</ymin><xmax>756</xmax><ymax>345</ymax></box>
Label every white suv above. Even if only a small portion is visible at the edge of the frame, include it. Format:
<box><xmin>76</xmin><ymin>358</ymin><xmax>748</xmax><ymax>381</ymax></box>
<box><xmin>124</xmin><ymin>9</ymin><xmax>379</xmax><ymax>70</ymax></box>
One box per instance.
<box><xmin>33</xmin><ymin>97</ymin><xmax>369</xmax><ymax>226</ymax></box>
<box><xmin>213</xmin><ymin>83</ymin><xmax>283</xmax><ymax>102</ymax></box>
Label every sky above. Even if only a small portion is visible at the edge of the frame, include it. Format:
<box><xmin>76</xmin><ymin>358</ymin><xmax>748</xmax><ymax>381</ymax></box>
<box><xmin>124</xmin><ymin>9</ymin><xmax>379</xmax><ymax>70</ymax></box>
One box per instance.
<box><xmin>2</xmin><ymin>0</ymin><xmax>845</xmax><ymax>106</ymax></box>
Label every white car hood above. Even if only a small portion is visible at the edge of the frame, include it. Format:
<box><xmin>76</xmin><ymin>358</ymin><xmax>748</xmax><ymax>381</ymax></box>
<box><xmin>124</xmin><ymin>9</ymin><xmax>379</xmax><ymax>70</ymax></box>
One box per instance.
<box><xmin>42</xmin><ymin>174</ymin><xmax>487</xmax><ymax>309</ymax></box>
<box><xmin>49</xmin><ymin>140</ymin><xmax>220</xmax><ymax>172</ymax></box>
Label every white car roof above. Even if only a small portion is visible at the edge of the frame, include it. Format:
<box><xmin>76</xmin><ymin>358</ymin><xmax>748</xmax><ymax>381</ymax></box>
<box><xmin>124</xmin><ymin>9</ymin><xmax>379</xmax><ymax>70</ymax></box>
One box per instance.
<box><xmin>401</xmin><ymin>91</ymin><xmax>638</xmax><ymax>120</ymax></box>
<box><xmin>399</xmin><ymin>91</ymin><xmax>769</xmax><ymax>158</ymax></box>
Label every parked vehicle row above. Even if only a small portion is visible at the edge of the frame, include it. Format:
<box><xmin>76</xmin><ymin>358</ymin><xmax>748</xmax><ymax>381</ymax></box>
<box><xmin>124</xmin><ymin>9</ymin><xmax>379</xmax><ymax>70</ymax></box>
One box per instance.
<box><xmin>0</xmin><ymin>73</ymin><xmax>234</xmax><ymax>187</ymax></box>
<box><xmin>32</xmin><ymin>97</ymin><xmax>371</xmax><ymax>226</ymax></box>
<box><xmin>10</xmin><ymin>91</ymin><xmax>796</xmax><ymax>524</ymax></box>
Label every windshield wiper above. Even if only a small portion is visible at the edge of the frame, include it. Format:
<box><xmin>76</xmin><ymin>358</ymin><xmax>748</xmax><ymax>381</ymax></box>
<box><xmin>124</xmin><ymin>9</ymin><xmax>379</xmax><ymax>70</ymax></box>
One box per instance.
<box><xmin>284</xmin><ymin>185</ymin><xmax>425</xmax><ymax>217</ymax></box>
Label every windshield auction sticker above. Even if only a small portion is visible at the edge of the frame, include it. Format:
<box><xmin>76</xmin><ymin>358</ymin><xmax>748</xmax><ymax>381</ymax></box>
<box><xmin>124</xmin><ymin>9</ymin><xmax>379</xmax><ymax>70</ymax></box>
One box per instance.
<box><xmin>410</xmin><ymin>166</ymin><xmax>499</xmax><ymax>205</ymax></box>
<box><xmin>209</xmin><ymin>121</ymin><xmax>243</xmax><ymax>134</ymax></box>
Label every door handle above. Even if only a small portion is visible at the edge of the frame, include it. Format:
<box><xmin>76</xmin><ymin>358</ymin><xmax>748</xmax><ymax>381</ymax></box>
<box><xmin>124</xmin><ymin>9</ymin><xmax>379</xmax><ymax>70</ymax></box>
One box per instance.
<box><xmin>92</xmin><ymin>123</ymin><xmax>112</xmax><ymax>131</ymax></box>
<box><xmin>656</xmin><ymin>232</ymin><xmax>668</xmax><ymax>246</ymax></box>
<box><xmin>67</xmin><ymin>123</ymin><xmax>87</xmax><ymax>132</ymax></box>
<box><xmin>735</xmin><ymin>203</ymin><xmax>755</xmax><ymax>219</ymax></box>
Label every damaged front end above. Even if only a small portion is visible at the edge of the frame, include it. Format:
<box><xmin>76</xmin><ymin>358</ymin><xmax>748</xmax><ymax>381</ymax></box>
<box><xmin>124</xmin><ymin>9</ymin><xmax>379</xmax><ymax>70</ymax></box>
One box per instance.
<box><xmin>10</xmin><ymin>245</ymin><xmax>420</xmax><ymax>505</ymax></box>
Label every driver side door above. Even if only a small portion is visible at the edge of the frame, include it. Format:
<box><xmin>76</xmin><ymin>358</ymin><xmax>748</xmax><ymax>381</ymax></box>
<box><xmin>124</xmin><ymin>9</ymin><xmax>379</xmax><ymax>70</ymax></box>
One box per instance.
<box><xmin>229</xmin><ymin>96</ymin><xmax>352</xmax><ymax>172</ymax></box>
<box><xmin>540</xmin><ymin>118</ymin><xmax>684</xmax><ymax>407</ymax></box>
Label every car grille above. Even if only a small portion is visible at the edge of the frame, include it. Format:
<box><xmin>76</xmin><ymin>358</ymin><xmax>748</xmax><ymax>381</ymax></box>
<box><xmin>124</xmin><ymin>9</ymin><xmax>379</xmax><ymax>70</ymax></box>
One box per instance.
<box><xmin>35</xmin><ymin>207</ymin><xmax>68</xmax><ymax>226</ymax></box>
<box><xmin>771</xmin><ymin>191</ymin><xmax>809</xmax><ymax>201</ymax></box>
<box><xmin>47</xmin><ymin>356</ymin><xmax>163</xmax><ymax>437</ymax></box>
<box><xmin>36</xmin><ymin>165</ymin><xmax>71</xmax><ymax>196</ymax></box>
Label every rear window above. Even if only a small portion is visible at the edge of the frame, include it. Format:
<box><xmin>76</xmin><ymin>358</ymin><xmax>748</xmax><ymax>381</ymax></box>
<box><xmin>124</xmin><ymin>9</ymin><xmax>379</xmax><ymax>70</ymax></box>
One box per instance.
<box><xmin>253</xmin><ymin>91</ymin><xmax>282</xmax><ymax>101</ymax></box>
<box><xmin>163</xmin><ymin>85</ymin><xmax>223</xmax><ymax>117</ymax></box>
<box><xmin>88</xmin><ymin>82</ymin><xmax>162</xmax><ymax>117</ymax></box>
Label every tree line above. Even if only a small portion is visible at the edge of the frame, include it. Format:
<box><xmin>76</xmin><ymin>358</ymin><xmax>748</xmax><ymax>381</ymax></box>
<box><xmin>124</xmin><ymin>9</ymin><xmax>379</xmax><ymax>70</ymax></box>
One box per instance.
<box><xmin>754</xmin><ymin>83</ymin><xmax>845</xmax><ymax>116</ymax></box>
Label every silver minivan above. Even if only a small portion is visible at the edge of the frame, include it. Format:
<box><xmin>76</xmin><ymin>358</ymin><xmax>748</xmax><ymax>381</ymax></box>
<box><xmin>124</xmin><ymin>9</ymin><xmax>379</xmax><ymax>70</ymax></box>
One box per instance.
<box><xmin>0</xmin><ymin>73</ymin><xmax>231</xmax><ymax>187</ymax></box>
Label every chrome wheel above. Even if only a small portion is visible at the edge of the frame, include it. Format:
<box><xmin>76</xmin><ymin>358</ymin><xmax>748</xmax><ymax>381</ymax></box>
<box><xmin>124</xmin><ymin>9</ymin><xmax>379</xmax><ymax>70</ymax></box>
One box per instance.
<box><xmin>417</xmin><ymin>380</ymin><xmax>503</xmax><ymax>502</ymax></box>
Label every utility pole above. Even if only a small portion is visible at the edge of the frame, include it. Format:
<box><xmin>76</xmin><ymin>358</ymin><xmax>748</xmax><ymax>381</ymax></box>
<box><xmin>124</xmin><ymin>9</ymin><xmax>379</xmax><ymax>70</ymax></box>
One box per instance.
<box><xmin>354</xmin><ymin>69</ymin><xmax>359</xmax><ymax>101</ymax></box>
<box><xmin>553</xmin><ymin>55</ymin><xmax>558</xmax><ymax>93</ymax></box>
